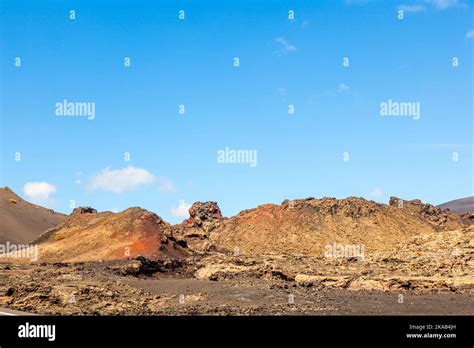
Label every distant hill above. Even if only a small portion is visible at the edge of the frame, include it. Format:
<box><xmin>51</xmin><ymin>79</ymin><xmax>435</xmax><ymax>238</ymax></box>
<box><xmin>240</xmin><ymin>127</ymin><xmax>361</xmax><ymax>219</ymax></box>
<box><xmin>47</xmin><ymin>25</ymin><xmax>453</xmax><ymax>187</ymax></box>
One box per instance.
<box><xmin>437</xmin><ymin>197</ymin><xmax>474</xmax><ymax>214</ymax></box>
<box><xmin>0</xmin><ymin>187</ymin><xmax>65</xmax><ymax>244</ymax></box>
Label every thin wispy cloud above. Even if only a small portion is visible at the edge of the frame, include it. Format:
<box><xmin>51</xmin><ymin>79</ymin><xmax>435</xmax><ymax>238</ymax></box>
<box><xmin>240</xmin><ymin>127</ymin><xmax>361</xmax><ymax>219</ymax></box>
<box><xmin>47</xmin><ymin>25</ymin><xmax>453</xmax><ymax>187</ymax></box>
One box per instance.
<box><xmin>300</xmin><ymin>20</ymin><xmax>310</xmax><ymax>29</ymax></box>
<box><xmin>337</xmin><ymin>83</ymin><xmax>351</xmax><ymax>93</ymax></box>
<box><xmin>274</xmin><ymin>37</ymin><xmax>297</xmax><ymax>53</ymax></box>
<box><xmin>426</xmin><ymin>0</ymin><xmax>468</xmax><ymax>9</ymax></box>
<box><xmin>345</xmin><ymin>0</ymin><xmax>370</xmax><ymax>5</ymax></box>
<box><xmin>466</xmin><ymin>29</ymin><xmax>474</xmax><ymax>39</ymax></box>
<box><xmin>277</xmin><ymin>87</ymin><xmax>288</xmax><ymax>102</ymax></box>
<box><xmin>157</xmin><ymin>176</ymin><xmax>176</xmax><ymax>193</ymax></box>
<box><xmin>423</xmin><ymin>143</ymin><xmax>473</xmax><ymax>149</ymax></box>
<box><xmin>74</xmin><ymin>171</ymin><xmax>83</xmax><ymax>185</ymax></box>
<box><xmin>368</xmin><ymin>187</ymin><xmax>384</xmax><ymax>201</ymax></box>
<box><xmin>289</xmin><ymin>18</ymin><xmax>310</xmax><ymax>30</ymax></box>
<box><xmin>398</xmin><ymin>4</ymin><xmax>426</xmax><ymax>12</ymax></box>
<box><xmin>398</xmin><ymin>0</ymin><xmax>468</xmax><ymax>13</ymax></box>
<box><xmin>277</xmin><ymin>87</ymin><xmax>287</xmax><ymax>96</ymax></box>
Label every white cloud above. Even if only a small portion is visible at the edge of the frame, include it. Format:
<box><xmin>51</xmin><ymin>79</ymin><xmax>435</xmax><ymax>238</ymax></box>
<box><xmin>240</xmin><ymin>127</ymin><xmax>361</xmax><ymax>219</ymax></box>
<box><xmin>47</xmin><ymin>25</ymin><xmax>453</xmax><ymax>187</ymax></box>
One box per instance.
<box><xmin>170</xmin><ymin>200</ymin><xmax>191</xmax><ymax>219</ymax></box>
<box><xmin>88</xmin><ymin>166</ymin><xmax>156</xmax><ymax>193</ymax></box>
<box><xmin>23</xmin><ymin>182</ymin><xmax>57</xmax><ymax>201</ymax></box>
<box><xmin>274</xmin><ymin>37</ymin><xmax>297</xmax><ymax>53</ymax></box>
<box><xmin>337</xmin><ymin>83</ymin><xmax>351</xmax><ymax>93</ymax></box>
<box><xmin>398</xmin><ymin>4</ymin><xmax>426</xmax><ymax>12</ymax></box>
<box><xmin>368</xmin><ymin>187</ymin><xmax>384</xmax><ymax>200</ymax></box>
<box><xmin>466</xmin><ymin>30</ymin><xmax>474</xmax><ymax>39</ymax></box>
<box><xmin>158</xmin><ymin>176</ymin><xmax>176</xmax><ymax>193</ymax></box>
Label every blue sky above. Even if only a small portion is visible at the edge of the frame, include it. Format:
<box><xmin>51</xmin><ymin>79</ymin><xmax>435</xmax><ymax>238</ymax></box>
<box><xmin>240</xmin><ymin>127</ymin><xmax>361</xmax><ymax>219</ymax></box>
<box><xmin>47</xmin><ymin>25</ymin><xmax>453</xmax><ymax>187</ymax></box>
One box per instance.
<box><xmin>1</xmin><ymin>0</ymin><xmax>472</xmax><ymax>222</ymax></box>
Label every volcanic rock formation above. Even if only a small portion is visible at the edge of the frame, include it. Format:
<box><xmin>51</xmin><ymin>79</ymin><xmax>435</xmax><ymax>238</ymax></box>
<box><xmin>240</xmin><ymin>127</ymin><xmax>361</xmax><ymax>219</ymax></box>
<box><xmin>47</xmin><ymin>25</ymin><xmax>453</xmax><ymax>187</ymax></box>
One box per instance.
<box><xmin>171</xmin><ymin>201</ymin><xmax>224</xmax><ymax>252</ymax></box>
<box><xmin>33</xmin><ymin>207</ymin><xmax>188</xmax><ymax>262</ymax></box>
<box><xmin>208</xmin><ymin>197</ymin><xmax>465</xmax><ymax>256</ymax></box>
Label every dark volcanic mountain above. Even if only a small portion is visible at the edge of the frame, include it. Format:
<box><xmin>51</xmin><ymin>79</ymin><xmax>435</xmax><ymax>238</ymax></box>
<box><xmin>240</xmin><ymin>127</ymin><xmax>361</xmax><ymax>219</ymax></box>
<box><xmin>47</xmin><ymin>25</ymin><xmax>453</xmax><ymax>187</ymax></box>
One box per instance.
<box><xmin>437</xmin><ymin>197</ymin><xmax>474</xmax><ymax>214</ymax></box>
<box><xmin>0</xmin><ymin>187</ymin><xmax>65</xmax><ymax>244</ymax></box>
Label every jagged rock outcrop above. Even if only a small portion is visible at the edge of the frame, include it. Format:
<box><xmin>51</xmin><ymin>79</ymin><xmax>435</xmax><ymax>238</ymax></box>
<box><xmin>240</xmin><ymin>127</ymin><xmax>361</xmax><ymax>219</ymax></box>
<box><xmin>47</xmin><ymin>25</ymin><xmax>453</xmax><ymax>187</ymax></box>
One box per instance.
<box><xmin>172</xmin><ymin>201</ymin><xmax>225</xmax><ymax>252</ymax></box>
<box><xmin>183</xmin><ymin>201</ymin><xmax>223</xmax><ymax>232</ymax></box>
<box><xmin>389</xmin><ymin>197</ymin><xmax>464</xmax><ymax>231</ymax></box>
<box><xmin>460</xmin><ymin>213</ymin><xmax>474</xmax><ymax>225</ymax></box>
<box><xmin>72</xmin><ymin>207</ymin><xmax>97</xmax><ymax>215</ymax></box>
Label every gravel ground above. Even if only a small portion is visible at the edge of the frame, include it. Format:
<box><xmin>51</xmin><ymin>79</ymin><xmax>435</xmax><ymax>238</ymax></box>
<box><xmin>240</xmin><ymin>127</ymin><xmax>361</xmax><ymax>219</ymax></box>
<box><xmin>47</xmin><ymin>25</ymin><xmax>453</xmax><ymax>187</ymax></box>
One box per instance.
<box><xmin>0</xmin><ymin>261</ymin><xmax>472</xmax><ymax>316</ymax></box>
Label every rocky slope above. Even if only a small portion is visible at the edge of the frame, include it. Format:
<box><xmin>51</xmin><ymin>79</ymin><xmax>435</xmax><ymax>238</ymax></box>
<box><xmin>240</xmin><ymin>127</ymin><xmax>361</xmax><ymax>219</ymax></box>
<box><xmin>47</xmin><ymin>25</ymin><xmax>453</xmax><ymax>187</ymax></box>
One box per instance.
<box><xmin>194</xmin><ymin>225</ymin><xmax>474</xmax><ymax>292</ymax></box>
<box><xmin>206</xmin><ymin>197</ymin><xmax>465</xmax><ymax>257</ymax></box>
<box><xmin>32</xmin><ymin>207</ymin><xmax>188</xmax><ymax>263</ymax></box>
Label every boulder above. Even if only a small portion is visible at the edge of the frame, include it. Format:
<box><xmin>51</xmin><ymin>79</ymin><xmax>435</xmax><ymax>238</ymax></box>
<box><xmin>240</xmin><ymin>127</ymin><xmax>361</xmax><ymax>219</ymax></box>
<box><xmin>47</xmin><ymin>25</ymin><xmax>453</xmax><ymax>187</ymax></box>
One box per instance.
<box><xmin>72</xmin><ymin>207</ymin><xmax>97</xmax><ymax>215</ymax></box>
<box><xmin>183</xmin><ymin>202</ymin><xmax>223</xmax><ymax>232</ymax></box>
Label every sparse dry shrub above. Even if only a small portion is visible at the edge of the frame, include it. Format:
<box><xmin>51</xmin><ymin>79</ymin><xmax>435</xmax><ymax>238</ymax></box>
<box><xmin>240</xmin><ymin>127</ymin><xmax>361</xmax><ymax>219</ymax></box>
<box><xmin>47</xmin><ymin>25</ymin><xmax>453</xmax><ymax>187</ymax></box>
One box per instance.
<box><xmin>53</xmin><ymin>234</ymin><xmax>66</xmax><ymax>241</ymax></box>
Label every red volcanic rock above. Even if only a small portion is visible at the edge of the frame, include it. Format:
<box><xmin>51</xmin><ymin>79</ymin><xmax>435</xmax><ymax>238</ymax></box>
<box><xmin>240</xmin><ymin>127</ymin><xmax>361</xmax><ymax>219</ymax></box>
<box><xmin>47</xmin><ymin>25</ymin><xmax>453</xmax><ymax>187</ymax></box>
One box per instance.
<box><xmin>33</xmin><ymin>207</ymin><xmax>188</xmax><ymax>262</ymax></box>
